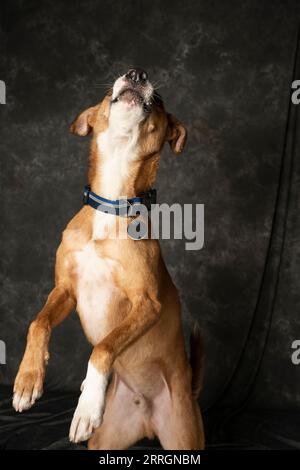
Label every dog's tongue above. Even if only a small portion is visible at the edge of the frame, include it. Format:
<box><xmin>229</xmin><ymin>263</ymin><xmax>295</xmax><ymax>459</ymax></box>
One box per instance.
<box><xmin>119</xmin><ymin>89</ymin><xmax>141</xmax><ymax>106</ymax></box>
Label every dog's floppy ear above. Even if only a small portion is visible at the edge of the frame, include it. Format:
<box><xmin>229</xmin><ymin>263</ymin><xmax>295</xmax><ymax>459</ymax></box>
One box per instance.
<box><xmin>70</xmin><ymin>105</ymin><xmax>99</xmax><ymax>137</ymax></box>
<box><xmin>166</xmin><ymin>113</ymin><xmax>187</xmax><ymax>154</ymax></box>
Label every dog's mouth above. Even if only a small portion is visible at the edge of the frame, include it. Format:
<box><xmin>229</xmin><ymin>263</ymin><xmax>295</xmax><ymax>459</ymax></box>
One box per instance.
<box><xmin>112</xmin><ymin>87</ymin><xmax>144</xmax><ymax>106</ymax></box>
<box><xmin>111</xmin><ymin>70</ymin><xmax>154</xmax><ymax>113</ymax></box>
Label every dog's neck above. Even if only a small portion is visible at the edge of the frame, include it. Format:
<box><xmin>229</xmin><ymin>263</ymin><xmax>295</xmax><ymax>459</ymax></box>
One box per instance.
<box><xmin>88</xmin><ymin>124</ymin><xmax>159</xmax><ymax>200</ymax></box>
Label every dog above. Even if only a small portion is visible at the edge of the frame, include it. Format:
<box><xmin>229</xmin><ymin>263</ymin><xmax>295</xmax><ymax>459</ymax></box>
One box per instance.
<box><xmin>12</xmin><ymin>68</ymin><xmax>205</xmax><ymax>450</ymax></box>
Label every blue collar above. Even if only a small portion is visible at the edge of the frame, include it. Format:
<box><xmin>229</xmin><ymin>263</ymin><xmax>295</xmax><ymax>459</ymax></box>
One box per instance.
<box><xmin>83</xmin><ymin>185</ymin><xmax>157</xmax><ymax>217</ymax></box>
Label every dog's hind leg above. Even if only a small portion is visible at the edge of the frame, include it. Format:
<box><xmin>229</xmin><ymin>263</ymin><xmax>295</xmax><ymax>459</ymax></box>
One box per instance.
<box><xmin>13</xmin><ymin>286</ymin><xmax>75</xmax><ymax>412</ymax></box>
<box><xmin>88</xmin><ymin>374</ymin><xmax>152</xmax><ymax>450</ymax></box>
<box><xmin>152</xmin><ymin>370</ymin><xmax>205</xmax><ymax>450</ymax></box>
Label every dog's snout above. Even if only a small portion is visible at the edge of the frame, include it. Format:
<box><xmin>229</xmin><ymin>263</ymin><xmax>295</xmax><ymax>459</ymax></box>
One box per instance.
<box><xmin>126</xmin><ymin>68</ymin><xmax>148</xmax><ymax>83</ymax></box>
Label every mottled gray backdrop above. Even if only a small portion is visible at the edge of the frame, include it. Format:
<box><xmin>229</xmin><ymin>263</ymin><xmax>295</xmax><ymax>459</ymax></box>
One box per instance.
<box><xmin>0</xmin><ymin>0</ymin><xmax>300</xmax><ymax>415</ymax></box>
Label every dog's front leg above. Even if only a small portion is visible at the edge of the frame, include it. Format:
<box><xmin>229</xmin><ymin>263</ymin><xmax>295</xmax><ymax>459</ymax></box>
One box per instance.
<box><xmin>13</xmin><ymin>286</ymin><xmax>75</xmax><ymax>412</ymax></box>
<box><xmin>69</xmin><ymin>292</ymin><xmax>161</xmax><ymax>443</ymax></box>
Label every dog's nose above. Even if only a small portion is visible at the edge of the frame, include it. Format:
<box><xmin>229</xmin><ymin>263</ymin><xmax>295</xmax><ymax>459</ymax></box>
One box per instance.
<box><xmin>125</xmin><ymin>68</ymin><xmax>148</xmax><ymax>83</ymax></box>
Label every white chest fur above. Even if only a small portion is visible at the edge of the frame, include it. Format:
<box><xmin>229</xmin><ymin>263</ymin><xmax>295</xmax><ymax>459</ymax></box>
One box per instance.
<box><xmin>75</xmin><ymin>242</ymin><xmax>122</xmax><ymax>345</ymax></box>
<box><xmin>75</xmin><ymin>106</ymin><xmax>143</xmax><ymax>344</ymax></box>
<box><xmin>92</xmin><ymin>104</ymin><xmax>143</xmax><ymax>241</ymax></box>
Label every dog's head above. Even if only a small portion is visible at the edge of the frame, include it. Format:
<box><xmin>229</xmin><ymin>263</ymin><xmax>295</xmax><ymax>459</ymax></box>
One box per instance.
<box><xmin>70</xmin><ymin>68</ymin><xmax>187</xmax><ymax>156</ymax></box>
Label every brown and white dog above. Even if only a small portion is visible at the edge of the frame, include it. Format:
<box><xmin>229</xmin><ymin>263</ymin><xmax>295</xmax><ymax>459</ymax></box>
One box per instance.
<box><xmin>12</xmin><ymin>68</ymin><xmax>205</xmax><ymax>450</ymax></box>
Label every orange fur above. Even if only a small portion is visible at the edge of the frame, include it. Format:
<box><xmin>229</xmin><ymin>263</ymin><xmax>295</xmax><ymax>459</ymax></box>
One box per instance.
<box><xmin>13</xmin><ymin>88</ymin><xmax>204</xmax><ymax>449</ymax></box>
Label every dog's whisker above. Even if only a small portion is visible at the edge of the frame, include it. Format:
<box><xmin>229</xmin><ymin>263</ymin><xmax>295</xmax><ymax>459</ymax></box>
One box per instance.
<box><xmin>153</xmin><ymin>87</ymin><xmax>164</xmax><ymax>93</ymax></box>
<box><xmin>152</xmin><ymin>82</ymin><xmax>165</xmax><ymax>91</ymax></box>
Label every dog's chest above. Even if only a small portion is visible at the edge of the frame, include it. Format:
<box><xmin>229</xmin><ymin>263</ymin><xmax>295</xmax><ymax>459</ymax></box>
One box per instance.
<box><xmin>75</xmin><ymin>242</ymin><xmax>123</xmax><ymax>345</ymax></box>
<box><xmin>92</xmin><ymin>128</ymin><xmax>139</xmax><ymax>240</ymax></box>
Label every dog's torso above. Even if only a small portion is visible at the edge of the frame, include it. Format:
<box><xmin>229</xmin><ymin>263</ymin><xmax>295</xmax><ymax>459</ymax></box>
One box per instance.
<box><xmin>75</xmin><ymin>240</ymin><xmax>126</xmax><ymax>345</ymax></box>
<box><xmin>54</xmin><ymin>105</ymin><xmax>188</xmax><ymax>397</ymax></box>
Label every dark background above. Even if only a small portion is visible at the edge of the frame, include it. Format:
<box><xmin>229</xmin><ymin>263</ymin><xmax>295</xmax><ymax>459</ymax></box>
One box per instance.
<box><xmin>0</xmin><ymin>0</ymin><xmax>300</xmax><ymax>449</ymax></box>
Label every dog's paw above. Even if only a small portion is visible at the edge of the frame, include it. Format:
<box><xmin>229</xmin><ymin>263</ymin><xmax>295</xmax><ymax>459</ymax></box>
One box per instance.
<box><xmin>69</xmin><ymin>392</ymin><xmax>105</xmax><ymax>443</ymax></box>
<box><xmin>69</xmin><ymin>362</ymin><xmax>108</xmax><ymax>443</ymax></box>
<box><xmin>13</xmin><ymin>369</ymin><xmax>44</xmax><ymax>412</ymax></box>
